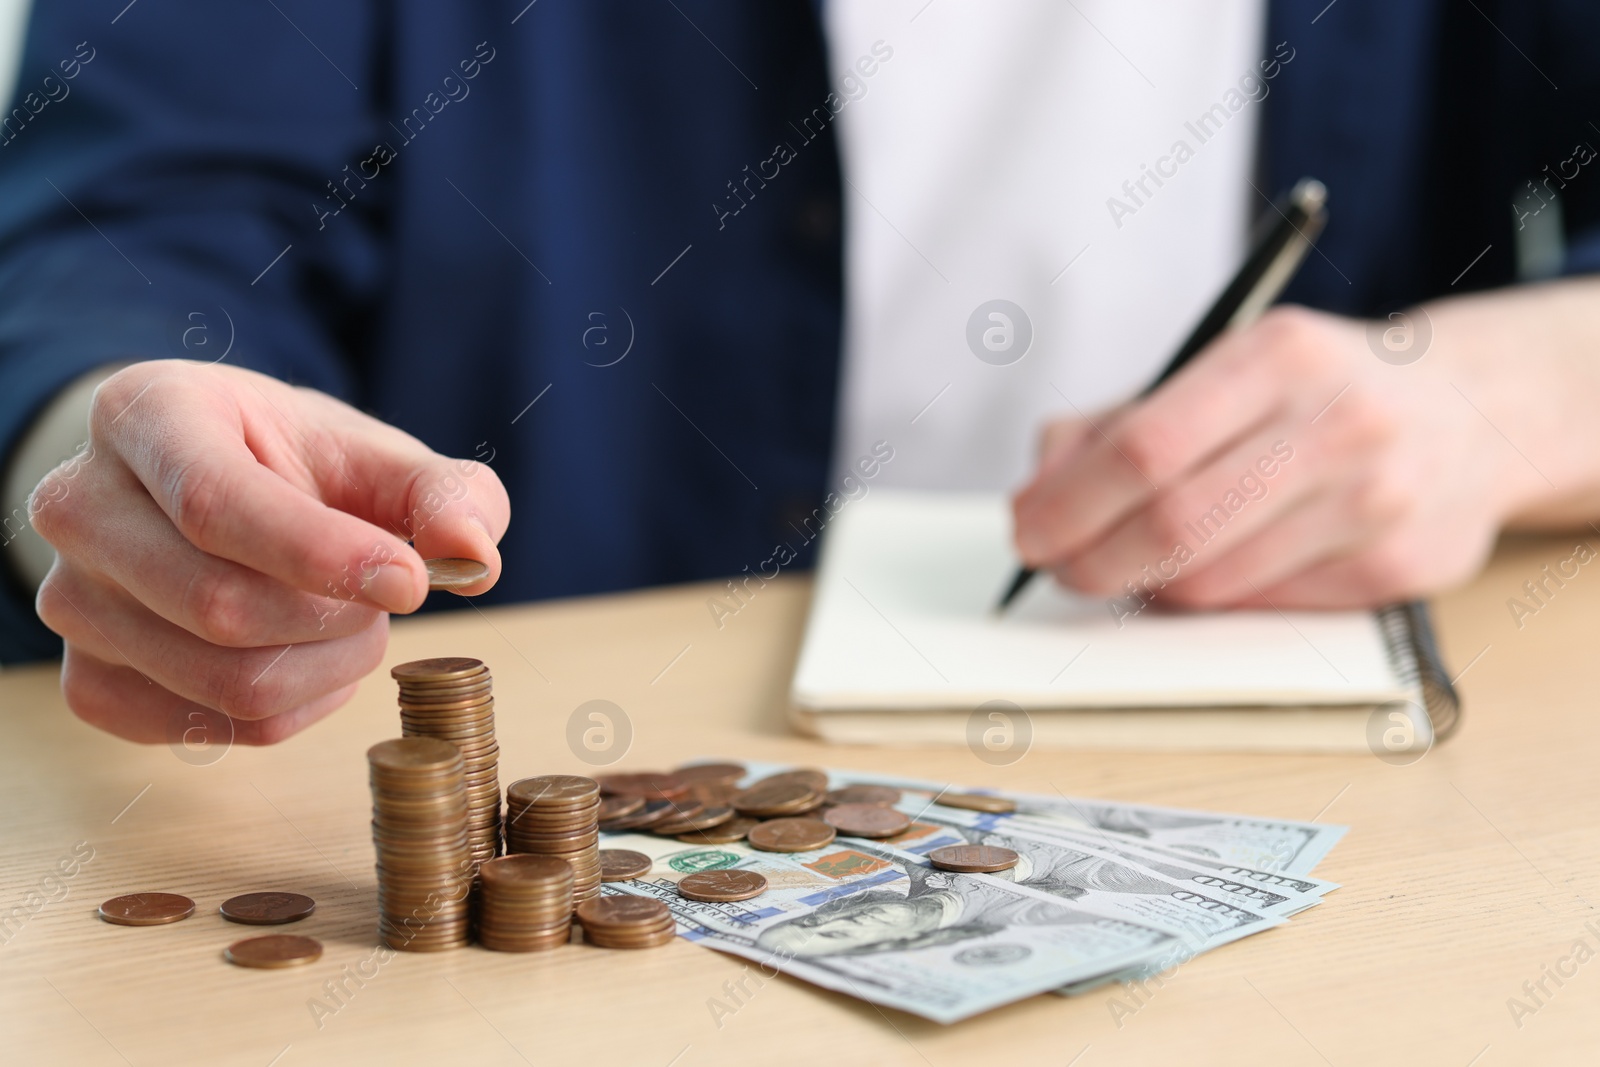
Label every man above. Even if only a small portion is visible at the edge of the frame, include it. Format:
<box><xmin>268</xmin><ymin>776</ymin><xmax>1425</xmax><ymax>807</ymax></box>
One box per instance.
<box><xmin>1</xmin><ymin>1</ymin><xmax>1597</xmax><ymax>745</ymax></box>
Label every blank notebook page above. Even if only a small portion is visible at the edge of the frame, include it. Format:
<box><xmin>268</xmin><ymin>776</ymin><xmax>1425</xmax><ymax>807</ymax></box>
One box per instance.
<box><xmin>792</xmin><ymin>492</ymin><xmax>1408</xmax><ymax>710</ymax></box>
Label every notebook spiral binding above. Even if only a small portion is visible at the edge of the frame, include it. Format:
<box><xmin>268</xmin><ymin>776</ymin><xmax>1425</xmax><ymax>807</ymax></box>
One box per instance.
<box><xmin>1376</xmin><ymin>600</ymin><xmax>1462</xmax><ymax>742</ymax></box>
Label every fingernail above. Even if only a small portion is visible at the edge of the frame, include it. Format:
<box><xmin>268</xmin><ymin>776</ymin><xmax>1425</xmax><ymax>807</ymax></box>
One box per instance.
<box><xmin>363</xmin><ymin>563</ymin><xmax>419</xmax><ymax>614</ymax></box>
<box><xmin>468</xmin><ymin>514</ymin><xmax>493</xmax><ymax>542</ymax></box>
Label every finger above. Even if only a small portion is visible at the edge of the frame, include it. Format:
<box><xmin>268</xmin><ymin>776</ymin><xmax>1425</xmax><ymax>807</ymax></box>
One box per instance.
<box><xmin>1251</xmin><ymin>522</ymin><xmax>1496</xmax><ymax>608</ymax></box>
<box><xmin>38</xmin><ymin>562</ymin><xmax>388</xmax><ymax>721</ymax></box>
<box><xmin>61</xmin><ymin>646</ymin><xmax>356</xmax><ymax>745</ymax></box>
<box><xmin>1036</xmin><ymin>417</ymin><xmax>1098</xmax><ymax>469</ymax></box>
<box><xmin>1154</xmin><ymin>488</ymin><xmax>1382</xmax><ymax>608</ymax></box>
<box><xmin>32</xmin><ymin>450</ymin><xmax>380</xmax><ymax>646</ymax></box>
<box><xmin>1014</xmin><ymin>371</ymin><xmax>1278</xmax><ymax>565</ymax></box>
<box><xmin>1014</xmin><ymin>310</ymin><xmax>1328</xmax><ymax>563</ymax></box>
<box><xmin>95</xmin><ymin>369</ymin><xmax>429</xmax><ymax>614</ymax></box>
<box><xmin>1052</xmin><ymin>426</ymin><xmax>1308</xmax><ymax>595</ymax></box>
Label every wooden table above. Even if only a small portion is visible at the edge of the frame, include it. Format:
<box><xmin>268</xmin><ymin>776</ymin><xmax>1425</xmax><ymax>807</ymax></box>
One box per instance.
<box><xmin>2</xmin><ymin>534</ymin><xmax>1598</xmax><ymax>1066</ymax></box>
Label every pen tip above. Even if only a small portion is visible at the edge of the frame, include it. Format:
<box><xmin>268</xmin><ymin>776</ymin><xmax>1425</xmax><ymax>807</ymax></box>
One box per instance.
<box><xmin>1293</xmin><ymin>177</ymin><xmax>1327</xmax><ymax>213</ymax></box>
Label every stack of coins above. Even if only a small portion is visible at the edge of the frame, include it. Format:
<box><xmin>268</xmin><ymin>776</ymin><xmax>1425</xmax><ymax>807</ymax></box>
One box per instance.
<box><xmin>504</xmin><ymin>776</ymin><xmax>602</xmax><ymax>906</ymax></box>
<box><xmin>576</xmin><ymin>896</ymin><xmax>677</xmax><ymax>950</ymax></box>
<box><xmin>477</xmin><ymin>855</ymin><xmax>575</xmax><ymax>952</ymax></box>
<box><xmin>392</xmin><ymin>658</ymin><xmax>500</xmax><ymax>868</ymax></box>
<box><xmin>369</xmin><ymin>738</ymin><xmax>473</xmax><ymax>952</ymax></box>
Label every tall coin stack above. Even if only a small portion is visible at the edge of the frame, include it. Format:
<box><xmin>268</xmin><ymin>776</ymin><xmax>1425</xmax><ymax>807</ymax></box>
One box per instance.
<box><xmin>504</xmin><ymin>776</ymin><xmax>602</xmax><ymax>906</ymax></box>
<box><xmin>391</xmin><ymin>657</ymin><xmax>500</xmax><ymax>868</ymax></box>
<box><xmin>368</xmin><ymin>738</ymin><xmax>473</xmax><ymax>952</ymax></box>
<box><xmin>477</xmin><ymin>854</ymin><xmax>575</xmax><ymax>952</ymax></box>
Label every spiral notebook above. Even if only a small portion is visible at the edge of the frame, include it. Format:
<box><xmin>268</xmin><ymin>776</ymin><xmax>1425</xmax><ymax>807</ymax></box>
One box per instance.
<box><xmin>788</xmin><ymin>491</ymin><xmax>1460</xmax><ymax>752</ymax></box>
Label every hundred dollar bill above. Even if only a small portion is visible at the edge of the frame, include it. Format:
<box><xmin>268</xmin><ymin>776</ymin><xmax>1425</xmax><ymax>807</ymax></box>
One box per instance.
<box><xmin>1035</xmin><ymin>826</ymin><xmax>1339</xmax><ymax>913</ymax></box>
<box><xmin>887</xmin><ymin>804</ymin><xmax>1284</xmax><ymax>950</ymax></box>
<box><xmin>598</xmin><ymin>831</ymin><xmax>1179</xmax><ymax>1024</ymax></box>
<box><xmin>730</xmin><ymin>760</ymin><xmax>1345</xmax><ymax>875</ymax></box>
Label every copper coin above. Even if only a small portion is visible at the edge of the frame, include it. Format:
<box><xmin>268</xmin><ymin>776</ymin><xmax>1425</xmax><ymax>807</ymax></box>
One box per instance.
<box><xmin>598</xmin><ymin>794</ymin><xmax>646</xmax><ymax>820</ymax></box>
<box><xmin>397</xmin><ymin>678</ymin><xmax>494</xmax><ymax>697</ymax></box>
<box><xmin>825</xmin><ymin>784</ymin><xmax>902</xmax><ymax>807</ymax></box>
<box><xmin>652</xmin><ymin>805</ymin><xmax>734</xmax><ymax>835</ymax></box>
<box><xmin>219</xmin><ymin>892</ymin><xmax>316</xmax><ymax>926</ymax></box>
<box><xmin>390</xmin><ymin>657</ymin><xmax>487</xmax><ymax>682</ymax></box>
<box><xmin>935</xmin><ymin>791</ymin><xmax>1016</xmax><ymax>814</ymax></box>
<box><xmin>424</xmin><ymin>558</ymin><xmax>489</xmax><ymax>590</ymax></box>
<box><xmin>732</xmin><ymin>780</ymin><xmax>821</xmax><ymax>818</ymax></box>
<box><xmin>368</xmin><ymin>737</ymin><xmax>465</xmax><ymax>774</ymax></box>
<box><xmin>585</xmin><ymin>923</ymin><xmax>677</xmax><ymax>945</ymax></box>
<box><xmin>672</xmin><ymin>762</ymin><xmax>746</xmax><ymax>785</ymax></box>
<box><xmin>688</xmin><ymin>781</ymin><xmax>739</xmax><ymax>806</ymax></box>
<box><xmin>599</xmin><ymin>849</ymin><xmax>654</xmax><ymax>881</ymax></box>
<box><xmin>585</xmin><ymin>928</ymin><xmax>677</xmax><ymax>949</ymax></box>
<box><xmin>751</xmin><ymin>768</ymin><xmax>829</xmax><ymax>793</ymax></box>
<box><xmin>633</xmin><ymin>799</ymin><xmax>704</xmax><ymax>835</ymax></box>
<box><xmin>480</xmin><ymin>854</ymin><xmax>574</xmax><ymax>887</ymax></box>
<box><xmin>928</xmin><ymin>845</ymin><xmax>1020</xmax><ymax>873</ymax></box>
<box><xmin>747</xmin><ymin>817</ymin><xmax>835</xmax><ymax>853</ymax></box>
<box><xmin>677</xmin><ymin>870</ymin><xmax>769</xmax><ymax>903</ymax></box>
<box><xmin>575</xmin><ymin>895</ymin><xmax>671</xmax><ymax>930</ymax></box>
<box><xmin>823</xmin><ymin>803</ymin><xmax>912</xmax><ymax>839</ymax></box>
<box><xmin>596</xmin><ymin>772</ymin><xmax>690</xmax><ymax>800</ymax></box>
<box><xmin>587</xmin><ymin>920</ymin><xmax>677</xmax><ymax>939</ymax></box>
<box><xmin>599</xmin><ymin>798</ymin><xmax>675</xmax><ymax>832</ymax></box>
<box><xmin>676</xmin><ymin>816</ymin><xmax>759</xmax><ymax>845</ymax></box>
<box><xmin>97</xmin><ymin>892</ymin><xmax>195</xmax><ymax>927</ymax></box>
<box><xmin>507</xmin><ymin>775</ymin><xmax>600</xmax><ymax>807</ymax></box>
<box><xmin>224</xmin><ymin>934</ymin><xmax>324</xmax><ymax>969</ymax></box>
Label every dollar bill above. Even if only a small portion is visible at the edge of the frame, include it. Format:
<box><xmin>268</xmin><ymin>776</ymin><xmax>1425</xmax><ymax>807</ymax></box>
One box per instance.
<box><xmin>732</xmin><ymin>760</ymin><xmax>1346</xmax><ymax>874</ymax></box>
<box><xmin>890</xmin><ymin>804</ymin><xmax>1283</xmax><ymax>948</ymax></box>
<box><xmin>599</xmin><ymin>831</ymin><xmax>1180</xmax><ymax>1023</ymax></box>
<box><xmin>894</xmin><ymin>802</ymin><xmax>1306</xmax><ymax>924</ymax></box>
<box><xmin>1034</xmin><ymin>826</ymin><xmax>1339</xmax><ymax>913</ymax></box>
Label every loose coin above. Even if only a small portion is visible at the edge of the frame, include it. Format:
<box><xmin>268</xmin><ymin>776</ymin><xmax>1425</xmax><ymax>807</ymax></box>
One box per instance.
<box><xmin>598</xmin><ymin>794</ymin><xmax>646</xmax><ymax>821</ymax></box>
<box><xmin>599</xmin><ymin>849</ymin><xmax>654</xmax><ymax>881</ymax></box>
<box><xmin>652</xmin><ymin>804</ymin><xmax>735</xmax><ymax>836</ymax></box>
<box><xmin>424</xmin><ymin>557</ymin><xmax>489</xmax><ymax>590</ymax></box>
<box><xmin>825</xmin><ymin>784</ymin><xmax>902</xmax><ymax>807</ymax></box>
<box><xmin>599</xmin><ymin>798</ymin><xmax>675</xmax><ymax>832</ymax></box>
<box><xmin>687</xmin><ymin>781</ymin><xmax>739</xmax><ymax>806</ymax></box>
<box><xmin>934</xmin><ymin>791</ymin><xmax>1016</xmax><ymax>814</ymax></box>
<box><xmin>823</xmin><ymin>803</ymin><xmax>912</xmax><ymax>839</ymax></box>
<box><xmin>747</xmin><ymin>817</ymin><xmax>835</xmax><ymax>853</ymax></box>
<box><xmin>732</xmin><ymin>780</ymin><xmax>821</xmax><ymax>818</ymax></box>
<box><xmin>927</xmin><ymin>844</ymin><xmax>1020</xmax><ymax>873</ymax></box>
<box><xmin>219</xmin><ymin>892</ymin><xmax>317</xmax><ymax>926</ymax></box>
<box><xmin>596</xmin><ymin>772</ymin><xmax>690</xmax><ymax>800</ymax></box>
<box><xmin>676</xmin><ymin>816</ymin><xmax>759</xmax><ymax>845</ymax></box>
<box><xmin>677</xmin><ymin>870</ymin><xmax>769</xmax><ymax>903</ymax></box>
<box><xmin>224</xmin><ymin>934</ymin><xmax>324</xmax><ymax>969</ymax></box>
<box><xmin>97</xmin><ymin>893</ymin><xmax>195</xmax><ymax>927</ymax></box>
<box><xmin>750</xmin><ymin>768</ymin><xmax>829</xmax><ymax>793</ymax></box>
<box><xmin>672</xmin><ymin>762</ymin><xmax>746</xmax><ymax>785</ymax></box>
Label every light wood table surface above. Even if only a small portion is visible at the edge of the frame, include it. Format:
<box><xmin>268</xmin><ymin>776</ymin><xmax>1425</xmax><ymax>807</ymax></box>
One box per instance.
<box><xmin>2</xmin><ymin>534</ymin><xmax>1599</xmax><ymax>1066</ymax></box>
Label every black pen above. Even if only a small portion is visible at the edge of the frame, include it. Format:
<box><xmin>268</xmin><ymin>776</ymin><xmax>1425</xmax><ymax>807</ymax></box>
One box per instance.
<box><xmin>995</xmin><ymin>177</ymin><xmax>1329</xmax><ymax>613</ymax></box>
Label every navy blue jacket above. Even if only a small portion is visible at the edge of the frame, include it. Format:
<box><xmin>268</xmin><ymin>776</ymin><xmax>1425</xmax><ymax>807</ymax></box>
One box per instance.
<box><xmin>0</xmin><ymin>0</ymin><xmax>1596</xmax><ymax>661</ymax></box>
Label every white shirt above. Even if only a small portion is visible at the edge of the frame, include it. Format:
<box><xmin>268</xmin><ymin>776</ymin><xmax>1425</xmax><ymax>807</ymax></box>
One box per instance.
<box><xmin>825</xmin><ymin>0</ymin><xmax>1267</xmax><ymax>491</ymax></box>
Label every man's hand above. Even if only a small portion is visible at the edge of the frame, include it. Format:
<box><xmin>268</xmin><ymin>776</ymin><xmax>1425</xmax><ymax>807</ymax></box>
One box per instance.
<box><xmin>1012</xmin><ymin>301</ymin><xmax>1575</xmax><ymax>610</ymax></box>
<box><xmin>29</xmin><ymin>360</ymin><xmax>510</xmax><ymax>744</ymax></box>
